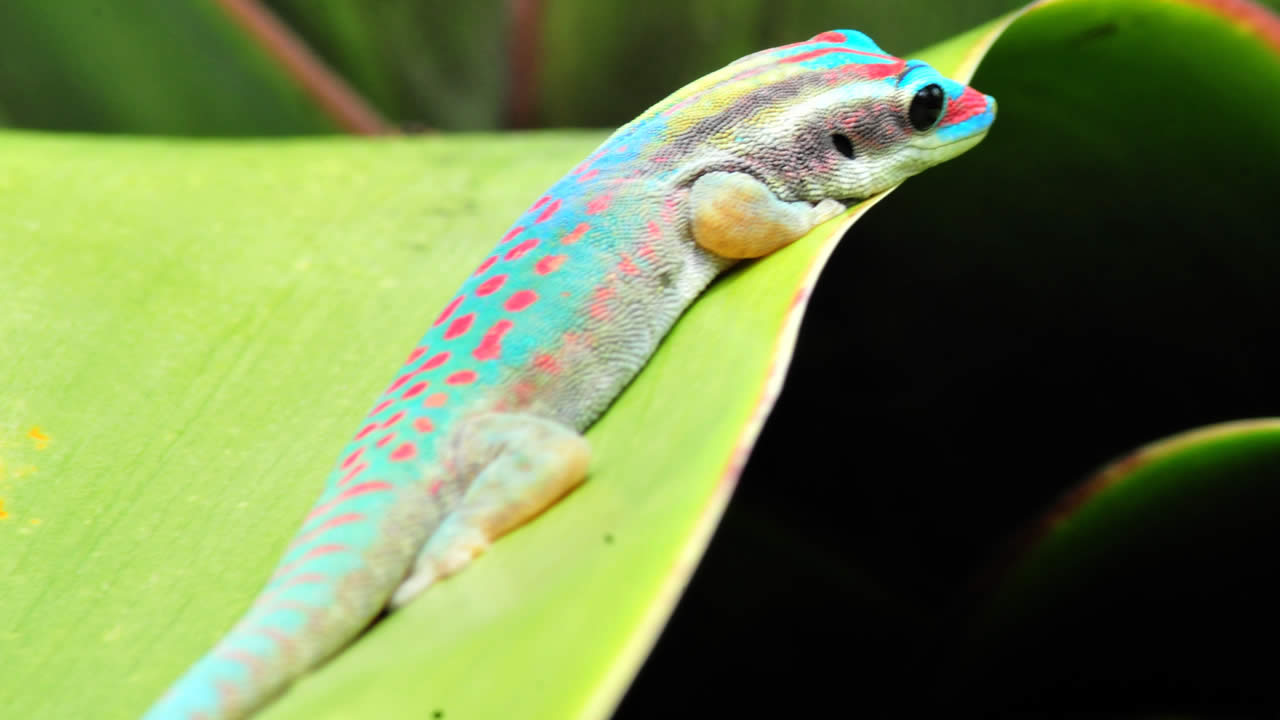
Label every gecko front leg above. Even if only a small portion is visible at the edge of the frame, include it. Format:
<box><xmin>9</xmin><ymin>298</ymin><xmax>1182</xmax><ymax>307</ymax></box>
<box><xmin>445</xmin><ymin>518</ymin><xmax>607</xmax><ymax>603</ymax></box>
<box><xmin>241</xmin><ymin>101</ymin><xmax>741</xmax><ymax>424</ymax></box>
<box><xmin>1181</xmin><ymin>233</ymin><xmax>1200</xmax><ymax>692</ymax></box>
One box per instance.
<box><xmin>389</xmin><ymin>413</ymin><xmax>591</xmax><ymax>609</ymax></box>
<box><xmin>689</xmin><ymin>171</ymin><xmax>846</xmax><ymax>259</ymax></box>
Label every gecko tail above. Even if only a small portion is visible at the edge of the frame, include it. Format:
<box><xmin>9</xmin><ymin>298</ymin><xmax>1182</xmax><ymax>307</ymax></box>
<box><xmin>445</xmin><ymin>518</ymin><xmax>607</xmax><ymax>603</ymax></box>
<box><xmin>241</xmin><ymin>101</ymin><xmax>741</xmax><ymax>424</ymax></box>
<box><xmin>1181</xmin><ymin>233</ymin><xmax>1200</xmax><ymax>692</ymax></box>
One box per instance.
<box><xmin>143</xmin><ymin>476</ymin><xmax>435</xmax><ymax>720</ymax></box>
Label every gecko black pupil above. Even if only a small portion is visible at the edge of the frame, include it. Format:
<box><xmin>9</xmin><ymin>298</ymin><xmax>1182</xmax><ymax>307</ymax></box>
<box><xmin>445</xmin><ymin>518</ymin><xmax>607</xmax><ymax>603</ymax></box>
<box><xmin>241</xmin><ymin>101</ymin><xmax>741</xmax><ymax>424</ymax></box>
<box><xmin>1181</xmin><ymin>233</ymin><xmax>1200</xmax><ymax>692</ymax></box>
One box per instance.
<box><xmin>831</xmin><ymin>133</ymin><xmax>855</xmax><ymax>159</ymax></box>
<box><xmin>909</xmin><ymin>84</ymin><xmax>945</xmax><ymax>131</ymax></box>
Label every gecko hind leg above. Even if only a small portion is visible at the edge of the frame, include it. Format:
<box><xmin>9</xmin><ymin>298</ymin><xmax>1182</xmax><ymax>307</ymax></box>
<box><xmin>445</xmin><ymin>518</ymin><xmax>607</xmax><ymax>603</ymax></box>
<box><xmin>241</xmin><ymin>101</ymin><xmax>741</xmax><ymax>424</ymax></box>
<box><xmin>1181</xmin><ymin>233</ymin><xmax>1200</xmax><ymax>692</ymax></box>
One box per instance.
<box><xmin>389</xmin><ymin>413</ymin><xmax>591</xmax><ymax>609</ymax></box>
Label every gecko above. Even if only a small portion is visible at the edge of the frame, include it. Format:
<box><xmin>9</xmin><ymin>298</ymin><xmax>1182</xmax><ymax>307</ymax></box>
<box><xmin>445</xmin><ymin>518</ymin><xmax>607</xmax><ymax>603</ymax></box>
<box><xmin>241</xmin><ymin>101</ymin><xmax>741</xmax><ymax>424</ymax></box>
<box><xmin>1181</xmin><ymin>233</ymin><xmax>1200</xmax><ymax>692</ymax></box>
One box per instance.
<box><xmin>144</xmin><ymin>29</ymin><xmax>995</xmax><ymax>719</ymax></box>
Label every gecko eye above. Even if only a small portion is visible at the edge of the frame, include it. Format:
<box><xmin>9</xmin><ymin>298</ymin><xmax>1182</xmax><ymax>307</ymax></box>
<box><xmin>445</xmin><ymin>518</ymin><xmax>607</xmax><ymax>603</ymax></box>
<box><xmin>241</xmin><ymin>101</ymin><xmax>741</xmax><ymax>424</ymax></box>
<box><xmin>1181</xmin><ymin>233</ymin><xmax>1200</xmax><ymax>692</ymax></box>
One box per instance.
<box><xmin>831</xmin><ymin>133</ymin><xmax>855</xmax><ymax>159</ymax></box>
<box><xmin>909</xmin><ymin>84</ymin><xmax>946</xmax><ymax>131</ymax></box>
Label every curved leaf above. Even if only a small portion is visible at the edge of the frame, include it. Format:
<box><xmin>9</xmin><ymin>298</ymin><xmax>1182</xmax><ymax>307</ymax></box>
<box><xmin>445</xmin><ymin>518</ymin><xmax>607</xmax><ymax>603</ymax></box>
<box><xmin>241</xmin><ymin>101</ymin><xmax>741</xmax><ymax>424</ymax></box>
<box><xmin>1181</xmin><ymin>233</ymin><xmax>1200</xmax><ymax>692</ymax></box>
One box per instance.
<box><xmin>959</xmin><ymin>420</ymin><xmax>1280</xmax><ymax>709</ymax></box>
<box><xmin>3</xmin><ymin>1</ymin><xmax>1280</xmax><ymax>718</ymax></box>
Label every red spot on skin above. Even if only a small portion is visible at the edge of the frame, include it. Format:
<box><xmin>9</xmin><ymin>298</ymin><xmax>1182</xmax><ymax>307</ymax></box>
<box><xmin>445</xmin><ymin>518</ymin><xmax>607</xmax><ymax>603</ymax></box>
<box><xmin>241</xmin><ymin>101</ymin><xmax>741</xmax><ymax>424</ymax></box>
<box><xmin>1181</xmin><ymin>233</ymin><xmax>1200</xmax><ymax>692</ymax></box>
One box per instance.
<box><xmin>535</xmin><ymin>198</ymin><xmax>562</xmax><ymax>224</ymax></box>
<box><xmin>473</xmin><ymin>319</ymin><xmax>514</xmax><ymax>361</ymax></box>
<box><xmin>221</xmin><ymin>649</ymin><xmax>266</xmax><ymax>676</ymax></box>
<box><xmin>381</xmin><ymin>410</ymin><xmax>405</xmax><ymax>428</ymax></box>
<box><xmin>586</xmin><ymin>193</ymin><xmax>612</xmax><ymax>214</ymax></box>
<box><xmin>561</xmin><ymin>223</ymin><xmax>590</xmax><ymax>245</ymax></box>
<box><xmin>390</xmin><ymin>442</ymin><xmax>417</xmax><ymax>462</ymax></box>
<box><xmin>434</xmin><ymin>296</ymin><xmax>463</xmax><ymax>326</ymax></box>
<box><xmin>530</xmin><ymin>196</ymin><xmax>550</xmax><ymax>211</ymax></box>
<box><xmin>387</xmin><ymin>374</ymin><xmax>413</xmax><ymax>393</ymax></box>
<box><xmin>618</xmin><ymin>254</ymin><xmax>640</xmax><ymax>275</ymax></box>
<box><xmin>501</xmin><ymin>226</ymin><xmax>525</xmax><ymax>244</ymax></box>
<box><xmin>512</xmin><ymin>380</ymin><xmax>537</xmax><ymax>405</ymax></box>
<box><xmin>354</xmin><ymin>424</ymin><xmax>376</xmax><ymax>440</ymax></box>
<box><xmin>577</xmin><ymin>168</ymin><xmax>599</xmax><ymax>183</ymax></box>
<box><xmin>429</xmin><ymin>480</ymin><xmax>443</xmax><ymax>495</ymax></box>
<box><xmin>474</xmin><ymin>255</ymin><xmax>498</xmax><ymax>275</ymax></box>
<box><xmin>413</xmin><ymin>417</ymin><xmax>435</xmax><ymax>433</ymax></box>
<box><xmin>444</xmin><ymin>313</ymin><xmax>475</xmax><ymax>340</ymax></box>
<box><xmin>810</xmin><ymin>30</ymin><xmax>847</xmax><ymax>43</ymax></box>
<box><xmin>941</xmin><ymin>87</ymin><xmax>989</xmax><ymax>127</ymax></box>
<box><xmin>306</xmin><ymin>482</ymin><xmax>393</xmax><ymax>521</ymax></box>
<box><xmin>376</xmin><ymin>433</ymin><xmax>396</xmax><ymax>448</ymax></box>
<box><xmin>295</xmin><ymin>512</ymin><xmax>362</xmax><ymax>545</ymax></box>
<box><xmin>340</xmin><ymin>462</ymin><xmax>367</xmax><ymax>485</ymax></box>
<box><xmin>267</xmin><ymin>544</ymin><xmax>348</xmax><ymax>586</ymax></box>
<box><xmin>535</xmin><ymin>255</ymin><xmax>566</xmax><ymax>275</ymax></box>
<box><xmin>243</xmin><ymin>625</ymin><xmax>295</xmax><ymax>648</ymax></box>
<box><xmin>342</xmin><ymin>448</ymin><xmax>363</xmax><ymax>468</ymax></box>
<box><xmin>418</xmin><ymin>351</ymin><xmax>450</xmax><ymax>372</ymax></box>
<box><xmin>280</xmin><ymin>572</ymin><xmax>330</xmax><ymax>589</ymax></box>
<box><xmin>637</xmin><ymin>242</ymin><xmax>656</xmax><ymax>260</ymax></box>
<box><xmin>589</xmin><ymin>285</ymin><xmax>615</xmax><ymax>320</ymax></box>
<box><xmin>533</xmin><ymin>354</ymin><xmax>561</xmax><ymax>374</ymax></box>
<box><xmin>505</xmin><ymin>289</ymin><xmax>538</xmax><ymax>312</ymax></box>
<box><xmin>647</xmin><ymin>221</ymin><xmax>662</xmax><ymax>239</ymax></box>
<box><xmin>423</xmin><ymin>392</ymin><xmax>448</xmax><ymax>407</ymax></box>
<box><xmin>476</xmin><ymin>274</ymin><xmax>507</xmax><ymax>297</ymax></box>
<box><xmin>505</xmin><ymin>237</ymin><xmax>539</xmax><ymax>261</ymax></box>
<box><xmin>446</xmin><ymin>370</ymin><xmax>477</xmax><ymax>385</ymax></box>
<box><xmin>256</xmin><ymin>572</ymin><xmax>330</xmax><ymax>606</ymax></box>
<box><xmin>402</xmin><ymin>381</ymin><xmax>429</xmax><ymax>399</ymax></box>
<box><xmin>370</xmin><ymin>399</ymin><xmax>392</xmax><ymax>415</ymax></box>
<box><xmin>407</xmin><ymin>346</ymin><xmax>428</xmax><ymax>363</ymax></box>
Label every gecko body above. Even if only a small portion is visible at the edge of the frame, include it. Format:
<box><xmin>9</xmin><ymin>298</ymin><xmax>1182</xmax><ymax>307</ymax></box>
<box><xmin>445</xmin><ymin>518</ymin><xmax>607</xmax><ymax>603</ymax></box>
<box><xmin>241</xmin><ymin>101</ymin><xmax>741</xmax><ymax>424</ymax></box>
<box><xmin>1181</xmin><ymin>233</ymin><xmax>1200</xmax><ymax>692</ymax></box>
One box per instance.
<box><xmin>146</xmin><ymin>30</ymin><xmax>995</xmax><ymax>719</ymax></box>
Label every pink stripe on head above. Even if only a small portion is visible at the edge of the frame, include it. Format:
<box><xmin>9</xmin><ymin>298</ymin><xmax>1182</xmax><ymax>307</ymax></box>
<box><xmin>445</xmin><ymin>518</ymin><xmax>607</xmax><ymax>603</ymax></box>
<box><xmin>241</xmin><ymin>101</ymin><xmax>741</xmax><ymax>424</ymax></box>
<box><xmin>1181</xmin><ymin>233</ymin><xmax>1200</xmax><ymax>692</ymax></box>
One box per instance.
<box><xmin>941</xmin><ymin>87</ymin><xmax>989</xmax><ymax>127</ymax></box>
<box><xmin>781</xmin><ymin>47</ymin><xmax>897</xmax><ymax>65</ymax></box>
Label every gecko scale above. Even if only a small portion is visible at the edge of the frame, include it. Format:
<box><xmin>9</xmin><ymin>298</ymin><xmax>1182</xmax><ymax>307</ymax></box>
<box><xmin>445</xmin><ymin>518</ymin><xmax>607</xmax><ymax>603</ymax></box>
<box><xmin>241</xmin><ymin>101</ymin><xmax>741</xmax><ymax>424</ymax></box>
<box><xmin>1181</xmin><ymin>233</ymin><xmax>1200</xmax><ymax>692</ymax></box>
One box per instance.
<box><xmin>145</xmin><ymin>30</ymin><xmax>995</xmax><ymax>719</ymax></box>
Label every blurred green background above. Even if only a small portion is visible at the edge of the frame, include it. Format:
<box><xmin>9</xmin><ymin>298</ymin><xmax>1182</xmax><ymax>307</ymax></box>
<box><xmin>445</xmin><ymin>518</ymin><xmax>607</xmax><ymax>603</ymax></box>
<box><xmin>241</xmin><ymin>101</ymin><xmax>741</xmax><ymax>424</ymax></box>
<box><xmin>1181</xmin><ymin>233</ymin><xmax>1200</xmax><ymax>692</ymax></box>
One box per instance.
<box><xmin>0</xmin><ymin>0</ymin><xmax>1031</xmax><ymax>135</ymax></box>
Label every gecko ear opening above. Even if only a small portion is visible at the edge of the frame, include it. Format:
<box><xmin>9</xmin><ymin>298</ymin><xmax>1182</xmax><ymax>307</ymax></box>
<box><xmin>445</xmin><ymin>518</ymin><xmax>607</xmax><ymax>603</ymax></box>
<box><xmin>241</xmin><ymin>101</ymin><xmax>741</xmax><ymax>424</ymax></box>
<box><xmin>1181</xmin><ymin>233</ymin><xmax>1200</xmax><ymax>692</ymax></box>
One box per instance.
<box><xmin>831</xmin><ymin>133</ymin><xmax>856</xmax><ymax>159</ymax></box>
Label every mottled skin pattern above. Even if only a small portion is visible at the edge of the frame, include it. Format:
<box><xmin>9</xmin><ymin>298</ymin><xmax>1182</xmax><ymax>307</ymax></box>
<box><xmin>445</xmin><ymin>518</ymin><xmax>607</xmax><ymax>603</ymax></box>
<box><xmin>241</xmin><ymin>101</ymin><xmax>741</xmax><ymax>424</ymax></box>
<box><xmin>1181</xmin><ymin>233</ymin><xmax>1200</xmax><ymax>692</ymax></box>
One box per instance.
<box><xmin>145</xmin><ymin>30</ymin><xmax>995</xmax><ymax>719</ymax></box>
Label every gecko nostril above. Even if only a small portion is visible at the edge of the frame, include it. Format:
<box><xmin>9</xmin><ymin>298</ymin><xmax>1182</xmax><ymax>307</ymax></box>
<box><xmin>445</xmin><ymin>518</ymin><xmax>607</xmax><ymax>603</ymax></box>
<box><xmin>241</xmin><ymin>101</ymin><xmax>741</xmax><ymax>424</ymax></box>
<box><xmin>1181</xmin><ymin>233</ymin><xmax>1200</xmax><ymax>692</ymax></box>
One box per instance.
<box><xmin>831</xmin><ymin>133</ymin><xmax>855</xmax><ymax>159</ymax></box>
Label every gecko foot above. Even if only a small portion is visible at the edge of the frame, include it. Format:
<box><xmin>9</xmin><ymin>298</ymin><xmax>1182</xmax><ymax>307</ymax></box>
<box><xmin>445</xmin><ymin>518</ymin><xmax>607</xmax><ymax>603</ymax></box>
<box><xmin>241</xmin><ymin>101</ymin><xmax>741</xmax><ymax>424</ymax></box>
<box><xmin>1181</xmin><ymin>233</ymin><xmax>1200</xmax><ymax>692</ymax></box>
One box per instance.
<box><xmin>389</xmin><ymin>413</ymin><xmax>591</xmax><ymax>609</ymax></box>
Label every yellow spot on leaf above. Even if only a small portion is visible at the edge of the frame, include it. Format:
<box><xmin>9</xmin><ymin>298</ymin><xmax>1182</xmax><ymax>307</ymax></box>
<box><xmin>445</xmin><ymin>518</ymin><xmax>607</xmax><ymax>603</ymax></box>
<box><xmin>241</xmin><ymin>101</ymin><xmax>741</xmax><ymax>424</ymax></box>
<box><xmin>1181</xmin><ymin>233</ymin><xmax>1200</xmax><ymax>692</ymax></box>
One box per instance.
<box><xmin>0</xmin><ymin>498</ymin><xmax>7</xmax><ymax>520</ymax></box>
<box><xmin>27</xmin><ymin>426</ymin><xmax>50</xmax><ymax>450</ymax></box>
<box><xmin>30</xmin><ymin>518</ymin><xmax>41</xmax><ymax>526</ymax></box>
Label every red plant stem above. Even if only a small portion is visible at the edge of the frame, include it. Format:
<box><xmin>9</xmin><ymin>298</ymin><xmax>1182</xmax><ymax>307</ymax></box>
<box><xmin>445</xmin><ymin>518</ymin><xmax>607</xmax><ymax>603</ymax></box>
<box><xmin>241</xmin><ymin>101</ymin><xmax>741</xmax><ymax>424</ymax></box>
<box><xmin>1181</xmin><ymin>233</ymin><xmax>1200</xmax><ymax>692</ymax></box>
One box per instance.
<box><xmin>506</xmin><ymin>0</ymin><xmax>544</xmax><ymax>129</ymax></box>
<box><xmin>214</xmin><ymin>0</ymin><xmax>393</xmax><ymax>135</ymax></box>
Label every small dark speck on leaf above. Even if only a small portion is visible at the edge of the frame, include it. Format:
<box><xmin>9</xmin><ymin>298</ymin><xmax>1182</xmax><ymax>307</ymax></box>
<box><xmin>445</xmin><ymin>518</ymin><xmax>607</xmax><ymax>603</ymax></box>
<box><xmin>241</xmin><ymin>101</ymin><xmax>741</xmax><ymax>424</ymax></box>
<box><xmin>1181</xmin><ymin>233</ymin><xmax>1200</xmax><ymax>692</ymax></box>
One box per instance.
<box><xmin>432</xmin><ymin>710</ymin><xmax>444</xmax><ymax>719</ymax></box>
<box><xmin>1070</xmin><ymin>22</ymin><xmax>1119</xmax><ymax>47</ymax></box>
<box><xmin>604</xmin><ymin>533</ymin><xmax>614</xmax><ymax>544</ymax></box>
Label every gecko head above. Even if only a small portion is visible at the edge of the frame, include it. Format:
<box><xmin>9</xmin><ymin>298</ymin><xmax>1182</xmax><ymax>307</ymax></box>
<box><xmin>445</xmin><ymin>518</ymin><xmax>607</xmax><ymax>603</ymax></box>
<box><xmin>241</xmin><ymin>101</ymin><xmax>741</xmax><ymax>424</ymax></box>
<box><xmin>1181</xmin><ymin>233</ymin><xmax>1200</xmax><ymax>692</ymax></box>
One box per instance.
<box><xmin>677</xmin><ymin>30</ymin><xmax>997</xmax><ymax>203</ymax></box>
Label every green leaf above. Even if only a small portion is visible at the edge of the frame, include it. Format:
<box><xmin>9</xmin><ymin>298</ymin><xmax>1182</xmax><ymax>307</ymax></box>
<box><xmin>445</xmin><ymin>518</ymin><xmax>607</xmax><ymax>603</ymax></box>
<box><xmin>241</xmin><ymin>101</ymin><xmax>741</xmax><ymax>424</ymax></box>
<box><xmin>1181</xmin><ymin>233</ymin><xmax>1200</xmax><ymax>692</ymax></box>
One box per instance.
<box><xmin>958</xmin><ymin>420</ymin><xmax>1280</xmax><ymax>708</ymax></box>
